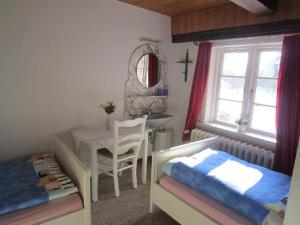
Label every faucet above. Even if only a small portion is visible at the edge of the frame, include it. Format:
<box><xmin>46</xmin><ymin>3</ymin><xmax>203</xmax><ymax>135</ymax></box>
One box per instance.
<box><xmin>144</xmin><ymin>102</ymin><xmax>154</xmax><ymax>115</ymax></box>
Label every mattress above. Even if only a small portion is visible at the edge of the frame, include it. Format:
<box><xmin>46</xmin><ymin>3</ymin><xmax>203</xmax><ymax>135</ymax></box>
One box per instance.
<box><xmin>159</xmin><ymin>175</ymin><xmax>256</xmax><ymax>225</ymax></box>
<box><xmin>0</xmin><ymin>193</ymin><xmax>83</xmax><ymax>225</ymax></box>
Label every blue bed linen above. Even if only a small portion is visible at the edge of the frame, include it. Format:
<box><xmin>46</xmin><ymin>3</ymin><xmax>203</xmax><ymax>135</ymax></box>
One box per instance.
<box><xmin>0</xmin><ymin>159</ymin><xmax>37</xmax><ymax>193</ymax></box>
<box><xmin>0</xmin><ymin>158</ymin><xmax>49</xmax><ymax>216</ymax></box>
<box><xmin>162</xmin><ymin>148</ymin><xmax>291</xmax><ymax>225</ymax></box>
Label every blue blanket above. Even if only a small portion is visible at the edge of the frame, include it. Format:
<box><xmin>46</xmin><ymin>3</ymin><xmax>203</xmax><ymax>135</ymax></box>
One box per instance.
<box><xmin>0</xmin><ymin>159</ymin><xmax>49</xmax><ymax>216</ymax></box>
<box><xmin>161</xmin><ymin>148</ymin><xmax>291</xmax><ymax>225</ymax></box>
<box><xmin>0</xmin><ymin>153</ymin><xmax>79</xmax><ymax>216</ymax></box>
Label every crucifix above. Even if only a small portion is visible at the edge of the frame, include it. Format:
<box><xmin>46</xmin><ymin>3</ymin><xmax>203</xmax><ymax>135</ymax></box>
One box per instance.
<box><xmin>176</xmin><ymin>49</ymin><xmax>193</xmax><ymax>82</ymax></box>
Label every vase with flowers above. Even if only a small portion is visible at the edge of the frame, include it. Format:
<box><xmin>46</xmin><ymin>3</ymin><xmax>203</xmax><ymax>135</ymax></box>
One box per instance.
<box><xmin>99</xmin><ymin>101</ymin><xmax>116</xmax><ymax>130</ymax></box>
<box><xmin>235</xmin><ymin>118</ymin><xmax>247</xmax><ymax>133</ymax></box>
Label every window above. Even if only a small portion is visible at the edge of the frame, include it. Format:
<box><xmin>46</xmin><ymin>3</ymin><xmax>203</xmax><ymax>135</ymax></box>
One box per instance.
<box><xmin>209</xmin><ymin>44</ymin><xmax>282</xmax><ymax>136</ymax></box>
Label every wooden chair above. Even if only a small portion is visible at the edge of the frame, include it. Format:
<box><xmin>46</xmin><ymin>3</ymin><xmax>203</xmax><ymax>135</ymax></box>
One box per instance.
<box><xmin>97</xmin><ymin>115</ymin><xmax>147</xmax><ymax>197</ymax></box>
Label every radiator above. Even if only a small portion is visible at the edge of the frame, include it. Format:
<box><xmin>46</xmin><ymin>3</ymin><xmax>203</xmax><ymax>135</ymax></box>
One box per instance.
<box><xmin>191</xmin><ymin>129</ymin><xmax>275</xmax><ymax>169</ymax></box>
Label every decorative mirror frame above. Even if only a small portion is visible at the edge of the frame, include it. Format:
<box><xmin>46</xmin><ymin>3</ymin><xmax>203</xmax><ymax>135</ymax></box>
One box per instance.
<box><xmin>125</xmin><ymin>43</ymin><xmax>168</xmax><ymax>116</ymax></box>
<box><xmin>125</xmin><ymin>43</ymin><xmax>168</xmax><ymax>96</ymax></box>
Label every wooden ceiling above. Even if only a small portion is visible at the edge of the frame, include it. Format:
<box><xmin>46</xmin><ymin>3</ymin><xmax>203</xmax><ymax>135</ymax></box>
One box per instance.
<box><xmin>119</xmin><ymin>0</ymin><xmax>229</xmax><ymax>16</ymax></box>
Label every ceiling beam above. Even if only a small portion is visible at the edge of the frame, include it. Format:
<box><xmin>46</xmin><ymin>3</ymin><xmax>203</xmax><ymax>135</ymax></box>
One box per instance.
<box><xmin>230</xmin><ymin>0</ymin><xmax>278</xmax><ymax>15</ymax></box>
<box><xmin>172</xmin><ymin>19</ymin><xmax>300</xmax><ymax>43</ymax></box>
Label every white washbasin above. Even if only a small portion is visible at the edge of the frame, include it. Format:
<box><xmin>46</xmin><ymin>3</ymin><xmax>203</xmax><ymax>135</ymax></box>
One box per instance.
<box><xmin>146</xmin><ymin>113</ymin><xmax>173</xmax><ymax>129</ymax></box>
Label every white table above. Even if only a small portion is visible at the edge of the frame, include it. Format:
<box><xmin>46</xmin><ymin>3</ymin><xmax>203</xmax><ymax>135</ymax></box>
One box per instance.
<box><xmin>71</xmin><ymin>126</ymin><xmax>150</xmax><ymax>202</ymax></box>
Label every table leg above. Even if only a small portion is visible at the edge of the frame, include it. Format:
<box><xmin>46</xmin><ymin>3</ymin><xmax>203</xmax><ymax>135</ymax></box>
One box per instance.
<box><xmin>142</xmin><ymin>132</ymin><xmax>149</xmax><ymax>184</ymax></box>
<box><xmin>89</xmin><ymin>143</ymin><xmax>99</xmax><ymax>202</ymax></box>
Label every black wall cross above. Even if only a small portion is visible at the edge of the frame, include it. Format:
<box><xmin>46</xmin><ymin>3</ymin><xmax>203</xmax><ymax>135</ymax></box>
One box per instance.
<box><xmin>176</xmin><ymin>49</ymin><xmax>193</xmax><ymax>82</ymax></box>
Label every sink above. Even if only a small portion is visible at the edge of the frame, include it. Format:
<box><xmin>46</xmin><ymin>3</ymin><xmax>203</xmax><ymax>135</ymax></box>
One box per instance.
<box><xmin>146</xmin><ymin>113</ymin><xmax>174</xmax><ymax>129</ymax></box>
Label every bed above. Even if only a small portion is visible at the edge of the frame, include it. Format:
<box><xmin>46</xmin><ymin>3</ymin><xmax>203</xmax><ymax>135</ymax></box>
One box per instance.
<box><xmin>150</xmin><ymin>137</ymin><xmax>298</xmax><ymax>225</ymax></box>
<box><xmin>0</xmin><ymin>137</ymin><xmax>91</xmax><ymax>225</ymax></box>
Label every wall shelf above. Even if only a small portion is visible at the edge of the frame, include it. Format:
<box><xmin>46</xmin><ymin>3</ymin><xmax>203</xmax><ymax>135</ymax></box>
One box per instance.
<box><xmin>127</xmin><ymin>95</ymin><xmax>168</xmax><ymax>98</ymax></box>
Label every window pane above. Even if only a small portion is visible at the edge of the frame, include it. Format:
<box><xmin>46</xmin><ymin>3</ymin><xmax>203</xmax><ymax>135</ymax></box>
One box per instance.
<box><xmin>222</xmin><ymin>52</ymin><xmax>248</xmax><ymax>77</ymax></box>
<box><xmin>219</xmin><ymin>77</ymin><xmax>245</xmax><ymax>101</ymax></box>
<box><xmin>254</xmin><ymin>78</ymin><xmax>278</xmax><ymax>106</ymax></box>
<box><xmin>217</xmin><ymin>99</ymin><xmax>242</xmax><ymax>124</ymax></box>
<box><xmin>251</xmin><ymin>105</ymin><xmax>276</xmax><ymax>133</ymax></box>
<box><xmin>258</xmin><ymin>51</ymin><xmax>281</xmax><ymax>78</ymax></box>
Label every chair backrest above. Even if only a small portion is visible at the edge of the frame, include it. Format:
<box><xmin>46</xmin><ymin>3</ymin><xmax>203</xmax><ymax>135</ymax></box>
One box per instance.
<box><xmin>113</xmin><ymin>115</ymin><xmax>147</xmax><ymax>156</ymax></box>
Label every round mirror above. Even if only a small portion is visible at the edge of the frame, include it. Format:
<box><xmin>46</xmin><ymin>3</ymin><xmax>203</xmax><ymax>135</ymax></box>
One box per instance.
<box><xmin>136</xmin><ymin>53</ymin><xmax>160</xmax><ymax>87</ymax></box>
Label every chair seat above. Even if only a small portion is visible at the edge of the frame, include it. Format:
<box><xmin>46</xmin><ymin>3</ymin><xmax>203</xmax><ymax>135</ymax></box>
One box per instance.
<box><xmin>98</xmin><ymin>148</ymin><xmax>135</xmax><ymax>160</ymax></box>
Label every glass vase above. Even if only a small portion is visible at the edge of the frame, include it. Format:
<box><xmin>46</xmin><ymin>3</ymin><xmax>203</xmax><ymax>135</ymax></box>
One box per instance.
<box><xmin>105</xmin><ymin>114</ymin><xmax>112</xmax><ymax>130</ymax></box>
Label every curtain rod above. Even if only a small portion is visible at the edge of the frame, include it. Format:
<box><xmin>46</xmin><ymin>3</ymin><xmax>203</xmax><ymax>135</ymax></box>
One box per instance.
<box><xmin>193</xmin><ymin>41</ymin><xmax>201</xmax><ymax>46</ymax></box>
<box><xmin>192</xmin><ymin>33</ymin><xmax>300</xmax><ymax>46</ymax></box>
<box><xmin>140</xmin><ymin>37</ymin><xmax>160</xmax><ymax>44</ymax></box>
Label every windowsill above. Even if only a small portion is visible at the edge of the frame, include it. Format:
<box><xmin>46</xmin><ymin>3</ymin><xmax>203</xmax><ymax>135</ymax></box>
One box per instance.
<box><xmin>197</xmin><ymin>122</ymin><xmax>276</xmax><ymax>150</ymax></box>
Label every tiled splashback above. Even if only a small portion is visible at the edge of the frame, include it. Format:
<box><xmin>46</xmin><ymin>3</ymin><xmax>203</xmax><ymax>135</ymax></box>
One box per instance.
<box><xmin>126</xmin><ymin>96</ymin><xmax>167</xmax><ymax>116</ymax></box>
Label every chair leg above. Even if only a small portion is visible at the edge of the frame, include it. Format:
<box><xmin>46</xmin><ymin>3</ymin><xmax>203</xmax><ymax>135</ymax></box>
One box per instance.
<box><xmin>132</xmin><ymin>159</ymin><xmax>137</xmax><ymax>189</ymax></box>
<box><xmin>118</xmin><ymin>162</ymin><xmax>123</xmax><ymax>176</ymax></box>
<box><xmin>113</xmin><ymin>163</ymin><xmax>120</xmax><ymax>197</ymax></box>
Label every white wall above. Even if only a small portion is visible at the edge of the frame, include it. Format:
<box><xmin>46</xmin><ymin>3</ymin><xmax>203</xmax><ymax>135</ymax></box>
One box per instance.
<box><xmin>284</xmin><ymin>137</ymin><xmax>300</xmax><ymax>225</ymax></box>
<box><xmin>166</xmin><ymin>43</ymin><xmax>198</xmax><ymax>145</ymax></box>
<box><xmin>0</xmin><ymin>0</ymin><xmax>171</xmax><ymax>161</ymax></box>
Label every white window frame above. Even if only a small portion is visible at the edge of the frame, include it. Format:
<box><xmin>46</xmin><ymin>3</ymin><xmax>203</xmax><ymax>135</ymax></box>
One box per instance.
<box><xmin>205</xmin><ymin>42</ymin><xmax>282</xmax><ymax>138</ymax></box>
<box><xmin>212</xmin><ymin>47</ymin><xmax>250</xmax><ymax>128</ymax></box>
<box><xmin>247</xmin><ymin>46</ymin><xmax>281</xmax><ymax>136</ymax></box>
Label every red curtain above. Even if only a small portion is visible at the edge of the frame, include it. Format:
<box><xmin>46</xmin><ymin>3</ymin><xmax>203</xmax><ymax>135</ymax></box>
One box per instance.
<box><xmin>148</xmin><ymin>54</ymin><xmax>158</xmax><ymax>87</ymax></box>
<box><xmin>182</xmin><ymin>42</ymin><xmax>212</xmax><ymax>142</ymax></box>
<box><xmin>275</xmin><ymin>34</ymin><xmax>300</xmax><ymax>176</ymax></box>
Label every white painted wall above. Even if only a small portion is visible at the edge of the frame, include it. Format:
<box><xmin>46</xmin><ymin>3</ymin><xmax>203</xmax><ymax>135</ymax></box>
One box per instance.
<box><xmin>284</xmin><ymin>137</ymin><xmax>300</xmax><ymax>225</ymax></box>
<box><xmin>166</xmin><ymin>43</ymin><xmax>198</xmax><ymax>145</ymax></box>
<box><xmin>0</xmin><ymin>0</ymin><xmax>171</xmax><ymax>161</ymax></box>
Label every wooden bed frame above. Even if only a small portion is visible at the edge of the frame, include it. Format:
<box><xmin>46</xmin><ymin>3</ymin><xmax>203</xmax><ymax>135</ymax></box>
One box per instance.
<box><xmin>150</xmin><ymin>137</ymin><xmax>218</xmax><ymax>225</ymax></box>
<box><xmin>150</xmin><ymin>137</ymin><xmax>300</xmax><ymax>225</ymax></box>
<box><xmin>41</xmin><ymin>137</ymin><xmax>91</xmax><ymax>225</ymax></box>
